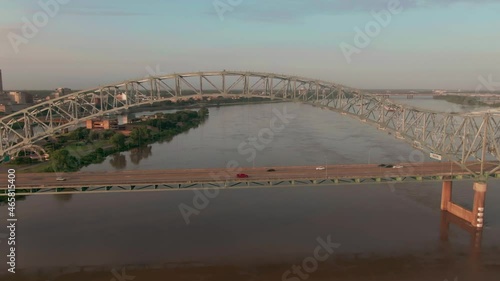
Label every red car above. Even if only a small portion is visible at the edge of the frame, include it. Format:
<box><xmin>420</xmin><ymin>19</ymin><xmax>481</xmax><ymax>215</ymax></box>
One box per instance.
<box><xmin>236</xmin><ymin>173</ymin><xmax>249</xmax><ymax>178</ymax></box>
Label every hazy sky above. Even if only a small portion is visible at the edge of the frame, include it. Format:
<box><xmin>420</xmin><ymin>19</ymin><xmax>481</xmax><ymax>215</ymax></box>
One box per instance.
<box><xmin>1</xmin><ymin>0</ymin><xmax>499</xmax><ymax>90</ymax></box>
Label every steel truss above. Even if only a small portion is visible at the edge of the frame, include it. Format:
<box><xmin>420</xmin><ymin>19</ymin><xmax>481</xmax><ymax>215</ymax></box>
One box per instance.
<box><xmin>1</xmin><ymin>71</ymin><xmax>500</xmax><ymax>176</ymax></box>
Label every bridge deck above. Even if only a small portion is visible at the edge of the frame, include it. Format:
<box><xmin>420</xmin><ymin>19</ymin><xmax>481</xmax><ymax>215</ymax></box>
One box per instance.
<box><xmin>1</xmin><ymin>162</ymin><xmax>499</xmax><ymax>196</ymax></box>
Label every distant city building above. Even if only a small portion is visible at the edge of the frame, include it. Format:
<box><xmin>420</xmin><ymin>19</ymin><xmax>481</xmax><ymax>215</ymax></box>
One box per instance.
<box><xmin>433</xmin><ymin>90</ymin><xmax>447</xmax><ymax>95</ymax></box>
<box><xmin>10</xmin><ymin>104</ymin><xmax>30</xmax><ymax>112</ymax></box>
<box><xmin>0</xmin><ymin>104</ymin><xmax>12</xmax><ymax>114</ymax></box>
<box><xmin>0</xmin><ymin>92</ymin><xmax>12</xmax><ymax>113</ymax></box>
<box><xmin>116</xmin><ymin>93</ymin><xmax>127</xmax><ymax>101</ymax></box>
<box><xmin>86</xmin><ymin>118</ymin><xmax>119</xmax><ymax>130</ymax></box>
<box><xmin>6</xmin><ymin>91</ymin><xmax>33</xmax><ymax>105</ymax></box>
<box><xmin>53</xmin><ymin>88</ymin><xmax>72</xmax><ymax>99</ymax></box>
<box><xmin>8</xmin><ymin>91</ymin><xmax>25</xmax><ymax>104</ymax></box>
<box><xmin>25</xmin><ymin>92</ymin><xmax>33</xmax><ymax>104</ymax></box>
<box><xmin>0</xmin><ymin>93</ymin><xmax>11</xmax><ymax>104</ymax></box>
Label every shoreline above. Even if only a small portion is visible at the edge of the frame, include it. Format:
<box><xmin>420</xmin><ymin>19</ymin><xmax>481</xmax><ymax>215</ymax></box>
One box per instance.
<box><xmin>4</xmin><ymin>109</ymin><xmax>209</xmax><ymax>173</ymax></box>
<box><xmin>433</xmin><ymin>95</ymin><xmax>500</xmax><ymax>108</ymax></box>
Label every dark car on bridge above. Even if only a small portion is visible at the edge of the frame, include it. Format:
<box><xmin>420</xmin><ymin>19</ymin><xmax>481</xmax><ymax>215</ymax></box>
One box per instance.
<box><xmin>236</xmin><ymin>173</ymin><xmax>249</xmax><ymax>178</ymax></box>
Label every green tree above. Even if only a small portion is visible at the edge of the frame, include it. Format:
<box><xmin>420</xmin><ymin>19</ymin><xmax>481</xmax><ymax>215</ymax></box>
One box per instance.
<box><xmin>98</xmin><ymin>130</ymin><xmax>116</xmax><ymax>140</ymax></box>
<box><xmin>198</xmin><ymin>107</ymin><xmax>209</xmax><ymax>119</ymax></box>
<box><xmin>89</xmin><ymin>130</ymin><xmax>100</xmax><ymax>140</ymax></box>
<box><xmin>130</xmin><ymin>127</ymin><xmax>151</xmax><ymax>146</ymax></box>
<box><xmin>110</xmin><ymin>133</ymin><xmax>126</xmax><ymax>149</ymax></box>
<box><xmin>50</xmin><ymin>149</ymin><xmax>79</xmax><ymax>171</ymax></box>
<box><xmin>95</xmin><ymin>148</ymin><xmax>105</xmax><ymax>157</ymax></box>
<box><xmin>69</xmin><ymin>127</ymin><xmax>89</xmax><ymax>141</ymax></box>
<box><xmin>51</xmin><ymin>149</ymin><xmax>69</xmax><ymax>164</ymax></box>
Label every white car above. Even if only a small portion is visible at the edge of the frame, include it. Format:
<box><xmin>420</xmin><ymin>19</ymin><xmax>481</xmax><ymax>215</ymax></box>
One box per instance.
<box><xmin>56</xmin><ymin>177</ymin><xmax>66</xmax><ymax>181</ymax></box>
<box><xmin>316</xmin><ymin>166</ymin><xmax>326</xmax><ymax>170</ymax></box>
<box><xmin>392</xmin><ymin>165</ymin><xmax>404</xmax><ymax>169</ymax></box>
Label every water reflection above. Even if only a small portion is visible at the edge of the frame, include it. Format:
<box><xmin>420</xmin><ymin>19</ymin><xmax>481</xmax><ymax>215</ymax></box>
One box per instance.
<box><xmin>54</xmin><ymin>194</ymin><xmax>72</xmax><ymax>201</ymax></box>
<box><xmin>440</xmin><ymin>211</ymin><xmax>483</xmax><ymax>262</ymax></box>
<box><xmin>129</xmin><ymin>145</ymin><xmax>152</xmax><ymax>165</ymax></box>
<box><xmin>109</xmin><ymin>153</ymin><xmax>127</xmax><ymax>170</ymax></box>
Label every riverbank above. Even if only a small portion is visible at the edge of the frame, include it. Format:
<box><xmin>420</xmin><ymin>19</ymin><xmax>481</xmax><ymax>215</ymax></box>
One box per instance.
<box><xmin>433</xmin><ymin>95</ymin><xmax>500</xmax><ymax>107</ymax></box>
<box><xmin>5</xmin><ymin>108</ymin><xmax>209</xmax><ymax>174</ymax></box>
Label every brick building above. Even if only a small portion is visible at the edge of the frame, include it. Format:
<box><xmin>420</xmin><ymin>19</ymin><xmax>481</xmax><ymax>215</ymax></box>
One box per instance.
<box><xmin>86</xmin><ymin>118</ymin><xmax>120</xmax><ymax>130</ymax></box>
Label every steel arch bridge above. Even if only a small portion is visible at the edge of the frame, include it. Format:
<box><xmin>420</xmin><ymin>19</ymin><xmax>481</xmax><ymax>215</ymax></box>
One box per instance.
<box><xmin>1</xmin><ymin>71</ymin><xmax>500</xmax><ymax>176</ymax></box>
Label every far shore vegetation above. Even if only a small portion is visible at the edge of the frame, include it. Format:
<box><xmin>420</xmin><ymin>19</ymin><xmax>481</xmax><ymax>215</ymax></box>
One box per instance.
<box><xmin>433</xmin><ymin>95</ymin><xmax>500</xmax><ymax>107</ymax></box>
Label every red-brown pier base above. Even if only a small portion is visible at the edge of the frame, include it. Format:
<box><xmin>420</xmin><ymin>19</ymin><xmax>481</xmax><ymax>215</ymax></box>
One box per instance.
<box><xmin>439</xmin><ymin>179</ymin><xmax>486</xmax><ymax>271</ymax></box>
<box><xmin>440</xmin><ymin>180</ymin><xmax>487</xmax><ymax>228</ymax></box>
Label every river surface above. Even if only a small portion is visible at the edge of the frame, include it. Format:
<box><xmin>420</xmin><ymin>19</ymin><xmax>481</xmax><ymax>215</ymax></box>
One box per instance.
<box><xmin>1</xmin><ymin>97</ymin><xmax>500</xmax><ymax>281</ymax></box>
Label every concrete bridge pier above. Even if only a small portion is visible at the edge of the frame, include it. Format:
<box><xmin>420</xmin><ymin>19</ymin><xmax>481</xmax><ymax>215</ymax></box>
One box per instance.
<box><xmin>440</xmin><ymin>180</ymin><xmax>452</xmax><ymax>211</ymax></box>
<box><xmin>440</xmin><ymin>180</ymin><xmax>487</xmax><ymax>229</ymax></box>
<box><xmin>472</xmin><ymin>182</ymin><xmax>487</xmax><ymax>228</ymax></box>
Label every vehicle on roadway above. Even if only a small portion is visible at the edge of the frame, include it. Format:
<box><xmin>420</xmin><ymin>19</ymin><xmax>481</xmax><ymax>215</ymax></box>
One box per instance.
<box><xmin>316</xmin><ymin>166</ymin><xmax>325</xmax><ymax>170</ymax></box>
<box><xmin>393</xmin><ymin>165</ymin><xmax>404</xmax><ymax>169</ymax></box>
<box><xmin>267</xmin><ymin>169</ymin><xmax>276</xmax><ymax>172</ymax></box>
<box><xmin>56</xmin><ymin>177</ymin><xmax>66</xmax><ymax>181</ymax></box>
<box><xmin>236</xmin><ymin>173</ymin><xmax>249</xmax><ymax>178</ymax></box>
<box><xmin>379</xmin><ymin>164</ymin><xmax>395</xmax><ymax>168</ymax></box>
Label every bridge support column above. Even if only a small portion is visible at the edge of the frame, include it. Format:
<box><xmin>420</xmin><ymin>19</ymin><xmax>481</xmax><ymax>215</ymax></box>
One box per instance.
<box><xmin>440</xmin><ymin>180</ymin><xmax>452</xmax><ymax>211</ymax></box>
<box><xmin>472</xmin><ymin>182</ymin><xmax>487</xmax><ymax>228</ymax></box>
<box><xmin>440</xmin><ymin>180</ymin><xmax>487</xmax><ymax>229</ymax></box>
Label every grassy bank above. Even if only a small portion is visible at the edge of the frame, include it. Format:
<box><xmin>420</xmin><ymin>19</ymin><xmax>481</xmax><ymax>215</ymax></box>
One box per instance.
<box><xmin>8</xmin><ymin>108</ymin><xmax>209</xmax><ymax>174</ymax></box>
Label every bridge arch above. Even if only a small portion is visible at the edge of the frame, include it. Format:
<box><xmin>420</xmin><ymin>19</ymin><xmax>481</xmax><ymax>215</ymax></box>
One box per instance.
<box><xmin>1</xmin><ymin>71</ymin><xmax>499</xmax><ymax>175</ymax></box>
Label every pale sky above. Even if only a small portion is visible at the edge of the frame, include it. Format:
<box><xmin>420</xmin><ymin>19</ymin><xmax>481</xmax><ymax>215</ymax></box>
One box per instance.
<box><xmin>1</xmin><ymin>0</ymin><xmax>499</xmax><ymax>90</ymax></box>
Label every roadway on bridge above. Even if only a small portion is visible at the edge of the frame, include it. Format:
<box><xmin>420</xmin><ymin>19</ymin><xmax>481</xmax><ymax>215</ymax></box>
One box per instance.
<box><xmin>3</xmin><ymin>162</ymin><xmax>494</xmax><ymax>189</ymax></box>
